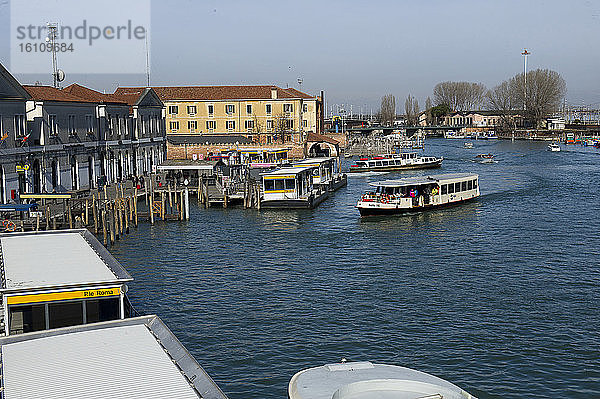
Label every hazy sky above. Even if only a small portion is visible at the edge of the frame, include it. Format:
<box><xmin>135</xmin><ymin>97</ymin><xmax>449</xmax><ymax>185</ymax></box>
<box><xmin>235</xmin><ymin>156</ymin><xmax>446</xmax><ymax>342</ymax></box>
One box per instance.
<box><xmin>2</xmin><ymin>0</ymin><xmax>599</xmax><ymax>111</ymax></box>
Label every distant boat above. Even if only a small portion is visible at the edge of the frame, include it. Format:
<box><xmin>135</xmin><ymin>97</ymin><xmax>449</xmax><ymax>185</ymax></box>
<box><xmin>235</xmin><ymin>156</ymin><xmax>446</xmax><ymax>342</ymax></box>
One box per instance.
<box><xmin>548</xmin><ymin>143</ymin><xmax>561</xmax><ymax>152</ymax></box>
<box><xmin>475</xmin><ymin>153</ymin><xmax>495</xmax><ymax>163</ymax></box>
<box><xmin>464</xmin><ymin>142</ymin><xmax>473</xmax><ymax>149</ymax></box>
<box><xmin>348</xmin><ymin>152</ymin><xmax>443</xmax><ymax>173</ymax></box>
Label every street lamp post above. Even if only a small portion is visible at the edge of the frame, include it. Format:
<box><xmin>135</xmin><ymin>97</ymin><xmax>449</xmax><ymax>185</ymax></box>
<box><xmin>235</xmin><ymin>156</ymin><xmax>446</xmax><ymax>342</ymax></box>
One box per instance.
<box><xmin>521</xmin><ymin>48</ymin><xmax>530</xmax><ymax>111</ymax></box>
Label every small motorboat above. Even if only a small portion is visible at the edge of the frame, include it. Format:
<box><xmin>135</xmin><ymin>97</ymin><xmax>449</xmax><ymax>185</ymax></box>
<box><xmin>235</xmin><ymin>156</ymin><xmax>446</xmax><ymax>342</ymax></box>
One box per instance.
<box><xmin>475</xmin><ymin>153</ymin><xmax>494</xmax><ymax>159</ymax></box>
<box><xmin>464</xmin><ymin>142</ymin><xmax>473</xmax><ymax>149</ymax></box>
<box><xmin>548</xmin><ymin>143</ymin><xmax>561</xmax><ymax>152</ymax></box>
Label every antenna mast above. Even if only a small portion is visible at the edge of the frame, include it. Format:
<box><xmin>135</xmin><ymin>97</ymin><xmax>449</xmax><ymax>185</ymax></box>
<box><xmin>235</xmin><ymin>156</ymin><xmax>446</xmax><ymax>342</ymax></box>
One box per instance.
<box><xmin>47</xmin><ymin>23</ymin><xmax>59</xmax><ymax>88</ymax></box>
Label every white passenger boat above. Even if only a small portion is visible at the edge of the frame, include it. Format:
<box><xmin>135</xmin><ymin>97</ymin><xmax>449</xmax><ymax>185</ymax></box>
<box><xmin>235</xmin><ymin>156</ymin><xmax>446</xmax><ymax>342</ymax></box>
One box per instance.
<box><xmin>349</xmin><ymin>152</ymin><xmax>443</xmax><ymax>173</ymax></box>
<box><xmin>356</xmin><ymin>173</ymin><xmax>479</xmax><ymax>216</ymax></box>
<box><xmin>294</xmin><ymin>157</ymin><xmax>347</xmax><ymax>192</ymax></box>
<box><xmin>260</xmin><ymin>166</ymin><xmax>329</xmax><ymax>209</ymax></box>
<box><xmin>547</xmin><ymin>143</ymin><xmax>561</xmax><ymax>152</ymax></box>
<box><xmin>289</xmin><ymin>361</ymin><xmax>477</xmax><ymax>399</ymax></box>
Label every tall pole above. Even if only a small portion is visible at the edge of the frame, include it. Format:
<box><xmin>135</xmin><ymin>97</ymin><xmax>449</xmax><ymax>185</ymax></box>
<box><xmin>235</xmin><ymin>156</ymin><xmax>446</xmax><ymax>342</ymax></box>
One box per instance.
<box><xmin>47</xmin><ymin>23</ymin><xmax>59</xmax><ymax>88</ymax></box>
<box><xmin>521</xmin><ymin>48</ymin><xmax>530</xmax><ymax>111</ymax></box>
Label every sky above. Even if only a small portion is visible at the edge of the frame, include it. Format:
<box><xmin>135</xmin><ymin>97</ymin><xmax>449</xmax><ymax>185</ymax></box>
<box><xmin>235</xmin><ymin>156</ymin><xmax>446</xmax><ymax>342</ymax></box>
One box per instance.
<box><xmin>1</xmin><ymin>0</ymin><xmax>599</xmax><ymax>112</ymax></box>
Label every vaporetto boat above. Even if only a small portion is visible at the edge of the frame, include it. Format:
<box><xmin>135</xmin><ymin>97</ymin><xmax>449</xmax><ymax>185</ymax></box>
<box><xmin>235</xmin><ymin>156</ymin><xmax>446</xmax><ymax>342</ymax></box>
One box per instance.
<box><xmin>349</xmin><ymin>152</ymin><xmax>443</xmax><ymax>173</ymax></box>
<box><xmin>356</xmin><ymin>173</ymin><xmax>479</xmax><ymax>216</ymax></box>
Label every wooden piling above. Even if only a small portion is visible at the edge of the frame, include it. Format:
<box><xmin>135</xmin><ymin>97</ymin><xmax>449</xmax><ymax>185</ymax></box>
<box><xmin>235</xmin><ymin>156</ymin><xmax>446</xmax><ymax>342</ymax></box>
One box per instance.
<box><xmin>35</xmin><ymin>213</ymin><xmax>40</xmax><ymax>231</ymax></box>
<box><xmin>85</xmin><ymin>199</ymin><xmax>89</xmax><ymax>226</ymax></box>
<box><xmin>67</xmin><ymin>200</ymin><xmax>73</xmax><ymax>229</ymax></box>
<box><xmin>102</xmin><ymin>208</ymin><xmax>108</xmax><ymax>246</ymax></box>
<box><xmin>134</xmin><ymin>188</ymin><xmax>138</xmax><ymax>227</ymax></box>
<box><xmin>45</xmin><ymin>205</ymin><xmax>50</xmax><ymax>230</ymax></box>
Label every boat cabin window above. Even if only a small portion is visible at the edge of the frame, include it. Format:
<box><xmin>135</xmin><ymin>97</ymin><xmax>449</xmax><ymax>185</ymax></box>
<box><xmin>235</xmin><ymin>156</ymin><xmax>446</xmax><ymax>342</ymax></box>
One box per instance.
<box><xmin>455</xmin><ymin>182</ymin><xmax>461</xmax><ymax>192</ymax></box>
<box><xmin>264</xmin><ymin>179</ymin><xmax>275</xmax><ymax>191</ymax></box>
<box><xmin>369</xmin><ymin>162</ymin><xmax>375</xmax><ymax>167</ymax></box>
<box><xmin>441</xmin><ymin>184</ymin><xmax>447</xmax><ymax>195</ymax></box>
<box><xmin>274</xmin><ymin>179</ymin><xmax>285</xmax><ymax>191</ymax></box>
<box><xmin>356</xmin><ymin>161</ymin><xmax>367</xmax><ymax>167</ymax></box>
<box><xmin>448</xmin><ymin>183</ymin><xmax>454</xmax><ymax>194</ymax></box>
<box><xmin>394</xmin><ymin>160</ymin><xmax>401</xmax><ymax>165</ymax></box>
<box><xmin>461</xmin><ymin>181</ymin><xmax>467</xmax><ymax>191</ymax></box>
<box><xmin>9</xmin><ymin>304</ymin><xmax>46</xmax><ymax>334</ymax></box>
<box><xmin>48</xmin><ymin>301</ymin><xmax>84</xmax><ymax>329</ymax></box>
<box><xmin>468</xmin><ymin>180</ymin><xmax>473</xmax><ymax>190</ymax></box>
<box><xmin>86</xmin><ymin>298</ymin><xmax>120</xmax><ymax>323</ymax></box>
<box><xmin>375</xmin><ymin>161</ymin><xmax>382</xmax><ymax>166</ymax></box>
<box><xmin>284</xmin><ymin>178</ymin><xmax>296</xmax><ymax>190</ymax></box>
<box><xmin>473</xmin><ymin>179</ymin><xmax>478</xmax><ymax>188</ymax></box>
<box><xmin>382</xmin><ymin>161</ymin><xmax>389</xmax><ymax>166</ymax></box>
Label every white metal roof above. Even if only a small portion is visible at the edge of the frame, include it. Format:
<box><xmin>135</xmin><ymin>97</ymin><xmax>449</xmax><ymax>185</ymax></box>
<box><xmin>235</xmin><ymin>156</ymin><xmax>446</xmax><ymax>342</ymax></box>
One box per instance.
<box><xmin>369</xmin><ymin>173</ymin><xmax>478</xmax><ymax>188</ymax></box>
<box><xmin>294</xmin><ymin>157</ymin><xmax>335</xmax><ymax>165</ymax></box>
<box><xmin>261</xmin><ymin>166</ymin><xmax>314</xmax><ymax>176</ymax></box>
<box><xmin>1</xmin><ymin>321</ymin><xmax>203</xmax><ymax>399</ymax></box>
<box><xmin>0</xmin><ymin>231</ymin><xmax>131</xmax><ymax>291</ymax></box>
<box><xmin>289</xmin><ymin>362</ymin><xmax>476</xmax><ymax>399</ymax></box>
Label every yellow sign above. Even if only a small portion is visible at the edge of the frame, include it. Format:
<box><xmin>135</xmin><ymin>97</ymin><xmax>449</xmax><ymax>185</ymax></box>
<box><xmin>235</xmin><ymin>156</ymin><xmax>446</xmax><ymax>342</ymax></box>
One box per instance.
<box><xmin>6</xmin><ymin>287</ymin><xmax>121</xmax><ymax>305</ymax></box>
<box><xmin>16</xmin><ymin>164</ymin><xmax>29</xmax><ymax>172</ymax></box>
<box><xmin>20</xmin><ymin>193</ymin><xmax>72</xmax><ymax>199</ymax></box>
<box><xmin>264</xmin><ymin>175</ymin><xmax>295</xmax><ymax>180</ymax></box>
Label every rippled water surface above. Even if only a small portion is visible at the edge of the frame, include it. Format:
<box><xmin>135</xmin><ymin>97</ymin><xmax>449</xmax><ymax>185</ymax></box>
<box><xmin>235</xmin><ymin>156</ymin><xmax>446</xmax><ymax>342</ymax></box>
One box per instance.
<box><xmin>109</xmin><ymin>139</ymin><xmax>600</xmax><ymax>399</ymax></box>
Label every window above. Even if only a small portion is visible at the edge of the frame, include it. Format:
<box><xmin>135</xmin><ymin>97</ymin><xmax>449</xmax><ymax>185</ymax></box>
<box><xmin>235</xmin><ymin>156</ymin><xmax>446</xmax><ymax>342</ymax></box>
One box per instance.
<box><xmin>188</xmin><ymin>120</ymin><xmax>198</xmax><ymax>132</ymax></box>
<box><xmin>226</xmin><ymin>120</ymin><xmax>235</xmax><ymax>131</ymax></box>
<box><xmin>207</xmin><ymin>104</ymin><xmax>214</xmax><ymax>115</ymax></box>
<box><xmin>85</xmin><ymin>298</ymin><xmax>120</xmax><ymax>323</ymax></box>
<box><xmin>206</xmin><ymin>120</ymin><xmax>216</xmax><ymax>131</ymax></box>
<box><xmin>225</xmin><ymin>104</ymin><xmax>235</xmax><ymax>114</ymax></box>
<box><xmin>467</xmin><ymin>180</ymin><xmax>473</xmax><ymax>190</ymax></box>
<box><xmin>461</xmin><ymin>181</ymin><xmax>467</xmax><ymax>191</ymax></box>
<box><xmin>274</xmin><ymin>179</ymin><xmax>284</xmax><ymax>191</ymax></box>
<box><xmin>382</xmin><ymin>161</ymin><xmax>389</xmax><ymax>166</ymax></box>
<box><xmin>375</xmin><ymin>161</ymin><xmax>382</xmax><ymax>167</ymax></box>
<box><xmin>284</xmin><ymin>178</ymin><xmax>296</xmax><ymax>190</ymax></box>
<box><xmin>455</xmin><ymin>182</ymin><xmax>461</xmax><ymax>192</ymax></box>
<box><xmin>303</xmin><ymin>103</ymin><xmax>308</xmax><ymax>112</ymax></box>
<box><xmin>246</xmin><ymin>104</ymin><xmax>252</xmax><ymax>114</ymax></box>
<box><xmin>303</xmin><ymin>119</ymin><xmax>307</xmax><ymax>127</ymax></box>
<box><xmin>286</xmin><ymin>119</ymin><xmax>294</xmax><ymax>129</ymax></box>
<box><xmin>48</xmin><ymin>301</ymin><xmax>83</xmax><ymax>329</ymax></box>
<box><xmin>168</xmin><ymin>105</ymin><xmax>179</xmax><ymax>114</ymax></box>
<box><xmin>9</xmin><ymin>304</ymin><xmax>46</xmax><ymax>334</ymax></box>
<box><xmin>266</xmin><ymin>119</ymin><xmax>273</xmax><ymax>131</ymax></box>
<box><xmin>473</xmin><ymin>179</ymin><xmax>477</xmax><ymax>188</ymax></box>
<box><xmin>448</xmin><ymin>183</ymin><xmax>454</xmax><ymax>194</ymax></box>
<box><xmin>48</xmin><ymin>115</ymin><xmax>58</xmax><ymax>135</ymax></box>
<box><xmin>264</xmin><ymin>179</ymin><xmax>275</xmax><ymax>191</ymax></box>
<box><xmin>14</xmin><ymin>115</ymin><xmax>25</xmax><ymax>137</ymax></box>
<box><xmin>441</xmin><ymin>184</ymin><xmax>447</xmax><ymax>195</ymax></box>
<box><xmin>86</xmin><ymin>115</ymin><xmax>94</xmax><ymax>133</ymax></box>
<box><xmin>266</xmin><ymin>104</ymin><xmax>272</xmax><ymax>114</ymax></box>
<box><xmin>283</xmin><ymin>104</ymin><xmax>293</xmax><ymax>113</ymax></box>
<box><xmin>169</xmin><ymin>121</ymin><xmax>179</xmax><ymax>131</ymax></box>
<box><xmin>68</xmin><ymin>115</ymin><xmax>76</xmax><ymax>134</ymax></box>
<box><xmin>187</xmin><ymin>105</ymin><xmax>197</xmax><ymax>115</ymax></box>
<box><xmin>245</xmin><ymin>120</ymin><xmax>254</xmax><ymax>131</ymax></box>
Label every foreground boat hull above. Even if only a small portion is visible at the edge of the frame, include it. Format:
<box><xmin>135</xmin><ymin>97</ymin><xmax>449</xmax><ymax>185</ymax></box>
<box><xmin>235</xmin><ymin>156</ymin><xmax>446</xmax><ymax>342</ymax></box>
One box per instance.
<box><xmin>348</xmin><ymin>160</ymin><xmax>443</xmax><ymax>173</ymax></box>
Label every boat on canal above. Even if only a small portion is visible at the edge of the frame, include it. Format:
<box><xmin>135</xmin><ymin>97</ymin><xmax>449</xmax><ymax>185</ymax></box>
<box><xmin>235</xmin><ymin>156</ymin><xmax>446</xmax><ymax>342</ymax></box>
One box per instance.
<box><xmin>289</xmin><ymin>361</ymin><xmax>477</xmax><ymax>399</ymax></box>
<box><xmin>356</xmin><ymin>173</ymin><xmax>479</xmax><ymax>216</ymax></box>
<box><xmin>293</xmin><ymin>157</ymin><xmax>347</xmax><ymax>192</ymax></box>
<box><xmin>548</xmin><ymin>143</ymin><xmax>561</xmax><ymax>152</ymax></box>
<box><xmin>260</xmin><ymin>166</ymin><xmax>329</xmax><ymax>209</ymax></box>
<box><xmin>349</xmin><ymin>152</ymin><xmax>443</xmax><ymax>173</ymax></box>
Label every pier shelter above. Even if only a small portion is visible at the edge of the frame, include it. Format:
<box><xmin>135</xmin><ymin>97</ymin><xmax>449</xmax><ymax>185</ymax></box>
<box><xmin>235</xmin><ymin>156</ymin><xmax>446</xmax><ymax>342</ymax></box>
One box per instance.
<box><xmin>0</xmin><ymin>315</ymin><xmax>228</xmax><ymax>399</ymax></box>
<box><xmin>0</xmin><ymin>229</ymin><xmax>132</xmax><ymax>336</ymax></box>
<box><xmin>260</xmin><ymin>166</ymin><xmax>330</xmax><ymax>208</ymax></box>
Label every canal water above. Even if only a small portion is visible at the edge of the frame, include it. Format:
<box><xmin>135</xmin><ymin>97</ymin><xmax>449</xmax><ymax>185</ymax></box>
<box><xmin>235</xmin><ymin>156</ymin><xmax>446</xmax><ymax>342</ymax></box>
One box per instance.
<box><xmin>109</xmin><ymin>139</ymin><xmax>600</xmax><ymax>399</ymax></box>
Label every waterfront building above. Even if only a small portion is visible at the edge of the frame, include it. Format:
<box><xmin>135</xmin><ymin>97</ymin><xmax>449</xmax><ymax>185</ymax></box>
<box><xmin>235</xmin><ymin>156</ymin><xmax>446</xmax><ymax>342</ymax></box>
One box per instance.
<box><xmin>114</xmin><ymin>85</ymin><xmax>325</xmax><ymax>147</ymax></box>
<box><xmin>0</xmin><ymin>61</ymin><xmax>166</xmax><ymax>201</ymax></box>
<box><xmin>442</xmin><ymin>110</ymin><xmax>525</xmax><ymax>129</ymax></box>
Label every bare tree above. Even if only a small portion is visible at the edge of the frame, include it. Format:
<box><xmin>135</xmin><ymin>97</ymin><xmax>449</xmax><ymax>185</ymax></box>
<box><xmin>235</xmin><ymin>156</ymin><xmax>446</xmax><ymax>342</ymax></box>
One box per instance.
<box><xmin>379</xmin><ymin>94</ymin><xmax>396</xmax><ymax>126</ymax></box>
<box><xmin>487</xmin><ymin>81</ymin><xmax>516</xmax><ymax>130</ymax></box>
<box><xmin>405</xmin><ymin>94</ymin><xmax>419</xmax><ymax>126</ymax></box>
<box><xmin>433</xmin><ymin>81</ymin><xmax>487</xmax><ymax>111</ymax></box>
<box><xmin>425</xmin><ymin>97</ymin><xmax>433</xmax><ymax>125</ymax></box>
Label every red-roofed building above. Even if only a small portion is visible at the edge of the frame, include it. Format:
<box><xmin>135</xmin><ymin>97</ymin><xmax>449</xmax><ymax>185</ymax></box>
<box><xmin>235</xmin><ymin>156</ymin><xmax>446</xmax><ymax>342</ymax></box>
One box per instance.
<box><xmin>114</xmin><ymin>85</ymin><xmax>324</xmax><ymax>147</ymax></box>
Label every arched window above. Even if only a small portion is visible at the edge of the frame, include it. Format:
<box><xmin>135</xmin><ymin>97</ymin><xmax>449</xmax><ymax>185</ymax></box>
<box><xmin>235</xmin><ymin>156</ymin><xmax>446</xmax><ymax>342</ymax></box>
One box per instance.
<box><xmin>51</xmin><ymin>160</ymin><xmax>59</xmax><ymax>191</ymax></box>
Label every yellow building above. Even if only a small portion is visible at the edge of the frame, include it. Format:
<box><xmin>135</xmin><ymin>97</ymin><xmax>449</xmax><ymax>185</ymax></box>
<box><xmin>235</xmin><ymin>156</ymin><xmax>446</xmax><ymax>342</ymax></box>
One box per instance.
<box><xmin>114</xmin><ymin>85</ymin><xmax>324</xmax><ymax>145</ymax></box>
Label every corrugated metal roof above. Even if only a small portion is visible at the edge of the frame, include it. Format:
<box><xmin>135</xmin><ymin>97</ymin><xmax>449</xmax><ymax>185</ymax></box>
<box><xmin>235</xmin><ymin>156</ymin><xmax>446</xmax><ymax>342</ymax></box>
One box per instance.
<box><xmin>0</xmin><ymin>231</ymin><xmax>130</xmax><ymax>291</ymax></box>
<box><xmin>1</xmin><ymin>322</ymin><xmax>202</xmax><ymax>399</ymax></box>
<box><xmin>369</xmin><ymin>173</ymin><xmax>477</xmax><ymax>188</ymax></box>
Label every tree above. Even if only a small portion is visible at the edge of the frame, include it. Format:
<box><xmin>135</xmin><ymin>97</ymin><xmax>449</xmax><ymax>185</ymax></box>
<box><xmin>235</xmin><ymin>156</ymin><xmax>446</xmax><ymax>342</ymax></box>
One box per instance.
<box><xmin>379</xmin><ymin>94</ymin><xmax>396</xmax><ymax>126</ymax></box>
<box><xmin>487</xmin><ymin>81</ymin><xmax>517</xmax><ymax>130</ymax></box>
<box><xmin>425</xmin><ymin>97</ymin><xmax>433</xmax><ymax>125</ymax></box>
<box><xmin>430</xmin><ymin>104</ymin><xmax>452</xmax><ymax>125</ymax></box>
<box><xmin>433</xmin><ymin>81</ymin><xmax>487</xmax><ymax>111</ymax></box>
<box><xmin>405</xmin><ymin>94</ymin><xmax>419</xmax><ymax>126</ymax></box>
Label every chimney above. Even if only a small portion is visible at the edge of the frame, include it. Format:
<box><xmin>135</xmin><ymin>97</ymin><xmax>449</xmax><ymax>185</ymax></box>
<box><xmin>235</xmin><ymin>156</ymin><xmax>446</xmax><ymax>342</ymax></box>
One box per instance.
<box><xmin>271</xmin><ymin>87</ymin><xmax>278</xmax><ymax>99</ymax></box>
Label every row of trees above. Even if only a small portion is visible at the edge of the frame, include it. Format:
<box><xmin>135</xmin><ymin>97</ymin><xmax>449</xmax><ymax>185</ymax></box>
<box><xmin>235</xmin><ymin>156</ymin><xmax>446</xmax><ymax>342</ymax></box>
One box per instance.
<box><xmin>377</xmin><ymin>68</ymin><xmax>566</xmax><ymax>129</ymax></box>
